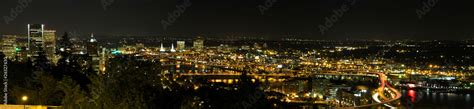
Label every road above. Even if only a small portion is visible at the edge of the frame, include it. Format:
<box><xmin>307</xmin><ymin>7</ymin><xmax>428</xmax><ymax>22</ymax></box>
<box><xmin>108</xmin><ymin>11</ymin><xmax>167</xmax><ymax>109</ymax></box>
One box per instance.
<box><xmin>353</xmin><ymin>72</ymin><xmax>401</xmax><ymax>108</ymax></box>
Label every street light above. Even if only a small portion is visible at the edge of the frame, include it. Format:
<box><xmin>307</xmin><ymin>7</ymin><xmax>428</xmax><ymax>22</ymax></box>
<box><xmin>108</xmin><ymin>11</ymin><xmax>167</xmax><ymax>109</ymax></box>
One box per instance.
<box><xmin>21</xmin><ymin>95</ymin><xmax>28</xmax><ymax>109</ymax></box>
<box><xmin>21</xmin><ymin>95</ymin><xmax>28</xmax><ymax>101</ymax></box>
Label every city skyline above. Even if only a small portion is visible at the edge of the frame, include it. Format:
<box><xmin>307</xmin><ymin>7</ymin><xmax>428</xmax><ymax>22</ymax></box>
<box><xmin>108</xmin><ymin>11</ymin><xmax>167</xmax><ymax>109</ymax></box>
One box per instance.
<box><xmin>3</xmin><ymin>24</ymin><xmax>474</xmax><ymax>41</ymax></box>
<box><xmin>1</xmin><ymin>0</ymin><xmax>473</xmax><ymax>109</ymax></box>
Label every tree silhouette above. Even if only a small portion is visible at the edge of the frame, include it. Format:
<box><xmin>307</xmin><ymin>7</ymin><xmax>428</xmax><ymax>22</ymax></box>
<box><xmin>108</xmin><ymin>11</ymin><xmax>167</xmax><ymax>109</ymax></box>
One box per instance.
<box><xmin>73</xmin><ymin>57</ymin><xmax>165</xmax><ymax>109</ymax></box>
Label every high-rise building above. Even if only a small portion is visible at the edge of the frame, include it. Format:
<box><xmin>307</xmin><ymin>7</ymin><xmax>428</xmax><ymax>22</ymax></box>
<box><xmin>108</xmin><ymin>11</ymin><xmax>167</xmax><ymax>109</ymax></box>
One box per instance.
<box><xmin>177</xmin><ymin>41</ymin><xmax>185</xmax><ymax>51</ymax></box>
<box><xmin>193</xmin><ymin>36</ymin><xmax>204</xmax><ymax>51</ymax></box>
<box><xmin>27</xmin><ymin>24</ymin><xmax>44</xmax><ymax>55</ymax></box>
<box><xmin>99</xmin><ymin>48</ymin><xmax>108</xmax><ymax>74</ymax></box>
<box><xmin>87</xmin><ymin>34</ymin><xmax>98</xmax><ymax>56</ymax></box>
<box><xmin>87</xmin><ymin>33</ymin><xmax>100</xmax><ymax>73</ymax></box>
<box><xmin>1</xmin><ymin>35</ymin><xmax>17</xmax><ymax>59</ymax></box>
<box><xmin>43</xmin><ymin>30</ymin><xmax>57</xmax><ymax>64</ymax></box>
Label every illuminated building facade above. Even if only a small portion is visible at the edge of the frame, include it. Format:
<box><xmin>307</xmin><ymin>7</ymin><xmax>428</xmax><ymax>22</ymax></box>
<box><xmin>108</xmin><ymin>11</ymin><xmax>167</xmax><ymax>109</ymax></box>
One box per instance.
<box><xmin>43</xmin><ymin>30</ymin><xmax>57</xmax><ymax>64</ymax></box>
<box><xmin>99</xmin><ymin>48</ymin><xmax>108</xmax><ymax>74</ymax></box>
<box><xmin>177</xmin><ymin>41</ymin><xmax>185</xmax><ymax>51</ymax></box>
<box><xmin>87</xmin><ymin>34</ymin><xmax>98</xmax><ymax>56</ymax></box>
<box><xmin>1</xmin><ymin>35</ymin><xmax>17</xmax><ymax>59</ymax></box>
<box><xmin>27</xmin><ymin>24</ymin><xmax>44</xmax><ymax>59</ymax></box>
<box><xmin>193</xmin><ymin>36</ymin><xmax>204</xmax><ymax>51</ymax></box>
<box><xmin>87</xmin><ymin>34</ymin><xmax>100</xmax><ymax>73</ymax></box>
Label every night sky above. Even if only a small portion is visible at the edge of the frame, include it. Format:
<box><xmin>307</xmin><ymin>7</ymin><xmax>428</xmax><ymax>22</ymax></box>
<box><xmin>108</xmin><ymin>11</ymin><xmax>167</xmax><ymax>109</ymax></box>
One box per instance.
<box><xmin>0</xmin><ymin>0</ymin><xmax>473</xmax><ymax>40</ymax></box>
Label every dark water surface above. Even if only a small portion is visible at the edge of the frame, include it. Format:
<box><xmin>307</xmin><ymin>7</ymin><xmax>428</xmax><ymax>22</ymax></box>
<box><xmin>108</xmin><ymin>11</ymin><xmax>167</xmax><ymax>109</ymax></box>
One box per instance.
<box><xmin>400</xmin><ymin>89</ymin><xmax>474</xmax><ymax>109</ymax></box>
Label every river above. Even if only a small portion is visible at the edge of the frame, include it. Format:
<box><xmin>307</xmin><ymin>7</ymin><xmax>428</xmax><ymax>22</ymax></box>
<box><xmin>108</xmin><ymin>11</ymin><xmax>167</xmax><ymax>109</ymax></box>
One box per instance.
<box><xmin>400</xmin><ymin>88</ymin><xmax>474</xmax><ymax>109</ymax></box>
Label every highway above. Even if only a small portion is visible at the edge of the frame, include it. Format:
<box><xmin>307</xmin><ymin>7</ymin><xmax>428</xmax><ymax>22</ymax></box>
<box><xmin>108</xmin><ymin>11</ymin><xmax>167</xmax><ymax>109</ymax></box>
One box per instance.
<box><xmin>352</xmin><ymin>72</ymin><xmax>401</xmax><ymax>108</ymax></box>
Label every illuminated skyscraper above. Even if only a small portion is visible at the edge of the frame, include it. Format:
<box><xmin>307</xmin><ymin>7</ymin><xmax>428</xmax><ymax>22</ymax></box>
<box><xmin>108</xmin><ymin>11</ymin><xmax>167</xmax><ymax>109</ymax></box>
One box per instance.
<box><xmin>1</xmin><ymin>35</ymin><xmax>17</xmax><ymax>59</ymax></box>
<box><xmin>193</xmin><ymin>36</ymin><xmax>204</xmax><ymax>51</ymax></box>
<box><xmin>87</xmin><ymin>33</ymin><xmax>100</xmax><ymax>73</ymax></box>
<box><xmin>87</xmin><ymin>33</ymin><xmax>98</xmax><ymax>56</ymax></box>
<box><xmin>43</xmin><ymin>30</ymin><xmax>57</xmax><ymax>64</ymax></box>
<box><xmin>99</xmin><ymin>48</ymin><xmax>108</xmax><ymax>74</ymax></box>
<box><xmin>27</xmin><ymin>24</ymin><xmax>44</xmax><ymax>59</ymax></box>
<box><xmin>177</xmin><ymin>41</ymin><xmax>185</xmax><ymax>51</ymax></box>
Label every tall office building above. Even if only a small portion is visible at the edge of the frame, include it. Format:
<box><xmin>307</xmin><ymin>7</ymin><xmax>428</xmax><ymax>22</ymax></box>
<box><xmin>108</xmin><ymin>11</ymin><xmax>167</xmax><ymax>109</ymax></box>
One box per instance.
<box><xmin>193</xmin><ymin>36</ymin><xmax>204</xmax><ymax>51</ymax></box>
<box><xmin>177</xmin><ymin>41</ymin><xmax>185</xmax><ymax>51</ymax></box>
<box><xmin>99</xmin><ymin>48</ymin><xmax>108</xmax><ymax>74</ymax></box>
<box><xmin>1</xmin><ymin>35</ymin><xmax>17</xmax><ymax>59</ymax></box>
<box><xmin>43</xmin><ymin>30</ymin><xmax>57</xmax><ymax>64</ymax></box>
<box><xmin>27</xmin><ymin>24</ymin><xmax>44</xmax><ymax>56</ymax></box>
<box><xmin>87</xmin><ymin>34</ymin><xmax>98</xmax><ymax>56</ymax></box>
<box><xmin>87</xmin><ymin>33</ymin><xmax>100</xmax><ymax>73</ymax></box>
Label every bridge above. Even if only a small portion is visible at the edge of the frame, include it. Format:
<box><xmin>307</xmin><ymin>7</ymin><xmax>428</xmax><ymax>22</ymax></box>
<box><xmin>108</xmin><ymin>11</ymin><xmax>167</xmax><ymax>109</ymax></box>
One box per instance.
<box><xmin>162</xmin><ymin>58</ymin><xmax>401</xmax><ymax>108</ymax></box>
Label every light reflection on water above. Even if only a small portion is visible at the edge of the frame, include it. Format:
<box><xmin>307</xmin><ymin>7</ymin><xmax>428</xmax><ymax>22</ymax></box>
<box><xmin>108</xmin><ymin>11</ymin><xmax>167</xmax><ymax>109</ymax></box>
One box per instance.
<box><xmin>401</xmin><ymin>89</ymin><xmax>474</xmax><ymax>109</ymax></box>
